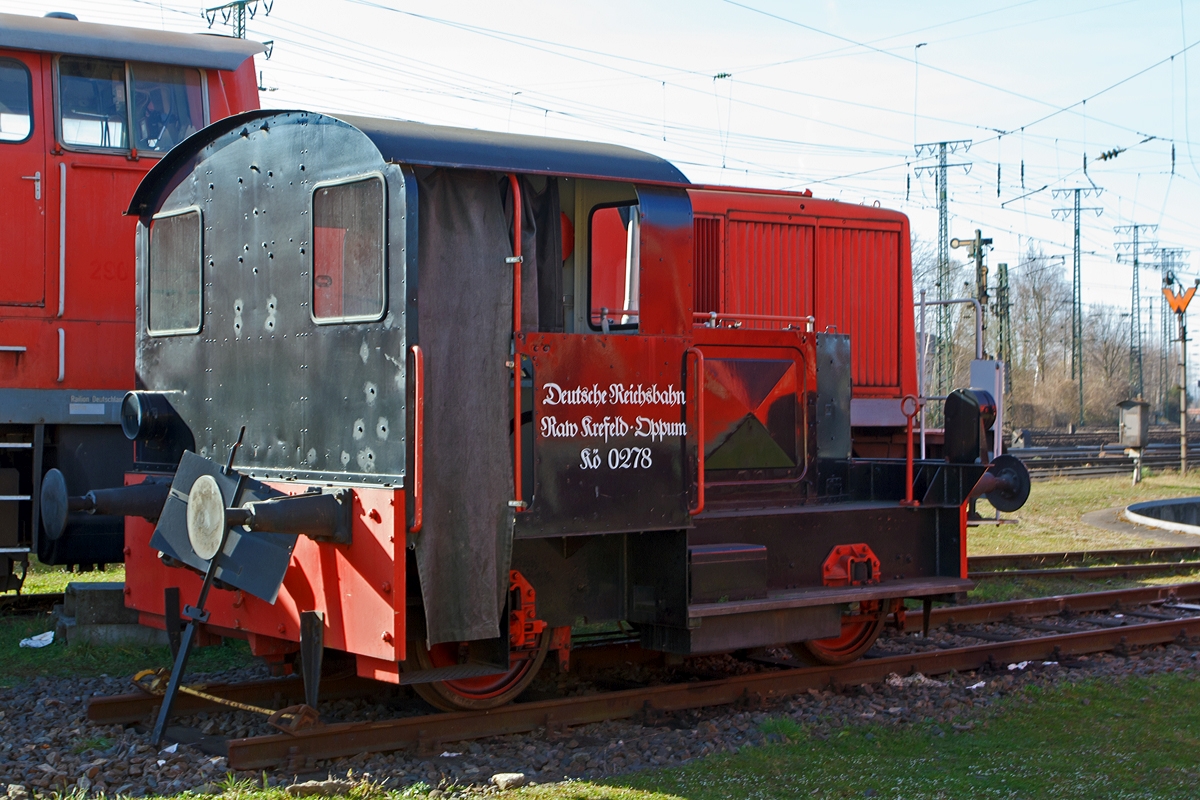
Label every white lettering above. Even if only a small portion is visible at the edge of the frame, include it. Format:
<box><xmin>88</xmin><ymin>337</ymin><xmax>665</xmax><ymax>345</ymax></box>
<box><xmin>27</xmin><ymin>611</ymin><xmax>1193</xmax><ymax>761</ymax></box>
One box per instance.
<box><xmin>543</xmin><ymin>382</ymin><xmax>609</xmax><ymax>406</ymax></box>
<box><xmin>540</xmin><ymin>416</ymin><xmax>579</xmax><ymax>438</ymax></box>
<box><xmin>634</xmin><ymin>416</ymin><xmax>688</xmax><ymax>442</ymax></box>
<box><xmin>608</xmin><ymin>383</ymin><xmax>686</xmax><ymax>407</ymax></box>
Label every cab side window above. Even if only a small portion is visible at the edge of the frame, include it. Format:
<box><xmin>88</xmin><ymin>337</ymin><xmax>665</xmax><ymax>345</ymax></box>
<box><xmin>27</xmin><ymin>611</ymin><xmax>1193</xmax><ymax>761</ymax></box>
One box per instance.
<box><xmin>58</xmin><ymin>57</ymin><xmax>128</xmax><ymax>150</ymax></box>
<box><xmin>130</xmin><ymin>63</ymin><xmax>205</xmax><ymax>152</ymax></box>
<box><xmin>0</xmin><ymin>59</ymin><xmax>32</xmax><ymax>142</ymax></box>
<box><xmin>588</xmin><ymin>202</ymin><xmax>639</xmax><ymax>331</ymax></box>
<box><xmin>147</xmin><ymin>209</ymin><xmax>203</xmax><ymax>335</ymax></box>
<box><xmin>312</xmin><ymin>176</ymin><xmax>386</xmax><ymax>323</ymax></box>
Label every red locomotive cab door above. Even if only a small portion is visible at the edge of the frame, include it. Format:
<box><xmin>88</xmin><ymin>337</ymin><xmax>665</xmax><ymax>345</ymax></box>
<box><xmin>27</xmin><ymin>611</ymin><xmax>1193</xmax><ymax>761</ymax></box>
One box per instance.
<box><xmin>0</xmin><ymin>52</ymin><xmax>45</xmax><ymax>306</ymax></box>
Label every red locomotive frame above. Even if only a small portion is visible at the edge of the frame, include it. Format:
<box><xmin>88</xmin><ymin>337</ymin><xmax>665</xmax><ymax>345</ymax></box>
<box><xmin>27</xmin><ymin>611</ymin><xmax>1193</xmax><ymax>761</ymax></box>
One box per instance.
<box><xmin>0</xmin><ymin>12</ymin><xmax>261</xmax><ymax>588</ymax></box>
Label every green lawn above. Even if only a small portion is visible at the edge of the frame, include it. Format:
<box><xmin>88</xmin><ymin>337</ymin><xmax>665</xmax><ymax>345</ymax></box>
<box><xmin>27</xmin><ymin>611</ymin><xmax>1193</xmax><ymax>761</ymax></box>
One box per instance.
<box><xmin>508</xmin><ymin>671</ymin><xmax>1200</xmax><ymax>800</ymax></box>
<box><xmin>0</xmin><ymin>610</ymin><xmax>251</xmax><ymax>689</ymax></box>
<box><xmin>969</xmin><ymin>471</ymin><xmax>1200</xmax><ymax>555</ymax></box>
<box><xmin>19</xmin><ymin>559</ymin><xmax>126</xmax><ymax>594</ymax></box>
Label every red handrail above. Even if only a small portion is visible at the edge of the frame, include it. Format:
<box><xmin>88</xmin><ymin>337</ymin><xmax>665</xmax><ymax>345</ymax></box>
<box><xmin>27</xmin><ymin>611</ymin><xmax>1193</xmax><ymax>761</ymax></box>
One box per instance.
<box><xmin>409</xmin><ymin>345</ymin><xmax>425</xmax><ymax>533</ymax></box>
<box><xmin>900</xmin><ymin>394</ymin><xmax>921</xmax><ymax>508</ymax></box>
<box><xmin>693</xmin><ymin>311</ymin><xmax>814</xmax><ymax>331</ymax></box>
<box><xmin>507</xmin><ymin>174</ymin><xmax>527</xmax><ymax>511</ymax></box>
<box><xmin>687</xmin><ymin>347</ymin><xmax>705</xmax><ymax>516</ymax></box>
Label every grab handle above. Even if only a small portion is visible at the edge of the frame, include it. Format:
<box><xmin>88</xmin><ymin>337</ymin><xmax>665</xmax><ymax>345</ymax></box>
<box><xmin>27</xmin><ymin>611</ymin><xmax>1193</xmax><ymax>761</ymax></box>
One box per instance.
<box><xmin>687</xmin><ymin>347</ymin><xmax>705</xmax><ymax>516</ymax></box>
<box><xmin>409</xmin><ymin>345</ymin><xmax>425</xmax><ymax>533</ymax></box>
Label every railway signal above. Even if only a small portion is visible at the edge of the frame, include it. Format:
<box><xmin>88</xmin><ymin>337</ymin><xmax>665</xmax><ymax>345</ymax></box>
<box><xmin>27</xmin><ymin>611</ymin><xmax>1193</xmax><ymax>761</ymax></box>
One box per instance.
<box><xmin>1164</xmin><ymin>279</ymin><xmax>1198</xmax><ymax>475</ymax></box>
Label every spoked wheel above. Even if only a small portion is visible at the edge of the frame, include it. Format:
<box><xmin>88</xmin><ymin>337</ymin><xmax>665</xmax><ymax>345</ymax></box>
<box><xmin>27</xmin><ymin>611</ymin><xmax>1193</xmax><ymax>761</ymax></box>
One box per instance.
<box><xmin>793</xmin><ymin>600</ymin><xmax>887</xmax><ymax>665</ymax></box>
<box><xmin>404</xmin><ymin>570</ymin><xmax>551</xmax><ymax>711</ymax></box>
<box><xmin>406</xmin><ymin>630</ymin><xmax>550</xmax><ymax>711</ymax></box>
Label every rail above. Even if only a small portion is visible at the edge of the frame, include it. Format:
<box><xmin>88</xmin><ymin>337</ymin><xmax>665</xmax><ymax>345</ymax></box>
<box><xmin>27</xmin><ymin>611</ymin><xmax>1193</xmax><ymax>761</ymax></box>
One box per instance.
<box><xmin>224</xmin><ymin>599</ymin><xmax>1200</xmax><ymax>767</ymax></box>
<box><xmin>85</xmin><ymin>581</ymin><xmax>1200</xmax><ymax>768</ymax></box>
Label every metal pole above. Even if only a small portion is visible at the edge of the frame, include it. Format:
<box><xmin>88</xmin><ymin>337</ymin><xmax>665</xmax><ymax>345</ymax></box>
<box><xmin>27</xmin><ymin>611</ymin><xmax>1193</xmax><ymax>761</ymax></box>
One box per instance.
<box><xmin>1132</xmin><ymin>226</ymin><xmax>1144</xmax><ymax>397</ymax></box>
<box><xmin>917</xmin><ymin>298</ymin><xmax>983</xmax><ymax>359</ymax></box>
<box><xmin>1073</xmin><ymin>189</ymin><xmax>1084</xmax><ymax>425</ymax></box>
<box><xmin>919</xmin><ymin>291</ymin><xmax>927</xmax><ymax>459</ymax></box>
<box><xmin>936</xmin><ymin>143</ymin><xmax>951</xmax><ymax>408</ymax></box>
<box><xmin>1181</xmin><ymin>310</ymin><xmax>1189</xmax><ymax>476</ymax></box>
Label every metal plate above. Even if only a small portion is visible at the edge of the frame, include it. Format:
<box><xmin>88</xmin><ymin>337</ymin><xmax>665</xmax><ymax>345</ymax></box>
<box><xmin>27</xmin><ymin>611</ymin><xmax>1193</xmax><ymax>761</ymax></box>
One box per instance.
<box><xmin>186</xmin><ymin>475</ymin><xmax>224</xmax><ymax>561</ymax></box>
<box><xmin>149</xmin><ymin>451</ymin><xmax>298</xmax><ymax>604</ymax></box>
<box><xmin>515</xmin><ymin>332</ymin><xmax>690</xmax><ymax>537</ymax></box>
<box><xmin>133</xmin><ymin>115</ymin><xmax>411</xmax><ymax>486</ymax></box>
<box><xmin>39</xmin><ymin>468</ymin><xmax>67</xmax><ymax>541</ymax></box>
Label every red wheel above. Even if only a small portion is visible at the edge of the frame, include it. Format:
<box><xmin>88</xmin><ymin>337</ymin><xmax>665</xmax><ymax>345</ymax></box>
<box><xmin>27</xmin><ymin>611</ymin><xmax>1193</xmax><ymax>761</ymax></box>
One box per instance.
<box><xmin>793</xmin><ymin>600</ymin><xmax>887</xmax><ymax>665</ymax></box>
<box><xmin>405</xmin><ymin>630</ymin><xmax>550</xmax><ymax>711</ymax></box>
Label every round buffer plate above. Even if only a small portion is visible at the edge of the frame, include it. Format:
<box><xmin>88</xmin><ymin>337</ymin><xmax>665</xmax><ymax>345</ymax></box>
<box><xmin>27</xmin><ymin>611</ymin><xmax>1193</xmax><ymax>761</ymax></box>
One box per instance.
<box><xmin>983</xmin><ymin>453</ymin><xmax>1032</xmax><ymax>513</ymax></box>
<box><xmin>187</xmin><ymin>474</ymin><xmax>226</xmax><ymax>561</ymax></box>
<box><xmin>40</xmin><ymin>468</ymin><xmax>69</xmax><ymax>541</ymax></box>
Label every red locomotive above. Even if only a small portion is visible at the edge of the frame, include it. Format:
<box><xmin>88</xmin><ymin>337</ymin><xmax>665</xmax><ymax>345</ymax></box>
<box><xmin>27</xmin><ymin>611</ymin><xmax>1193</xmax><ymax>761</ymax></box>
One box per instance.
<box><xmin>0</xmin><ymin>12</ymin><xmax>261</xmax><ymax>589</ymax></box>
<box><xmin>46</xmin><ymin>109</ymin><xmax>1029</xmax><ymax>735</ymax></box>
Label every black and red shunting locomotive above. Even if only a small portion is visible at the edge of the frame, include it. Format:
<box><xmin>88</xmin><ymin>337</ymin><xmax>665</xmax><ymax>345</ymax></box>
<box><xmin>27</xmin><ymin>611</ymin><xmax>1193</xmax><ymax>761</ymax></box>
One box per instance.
<box><xmin>48</xmin><ymin>109</ymin><xmax>1028</xmax><ymax>718</ymax></box>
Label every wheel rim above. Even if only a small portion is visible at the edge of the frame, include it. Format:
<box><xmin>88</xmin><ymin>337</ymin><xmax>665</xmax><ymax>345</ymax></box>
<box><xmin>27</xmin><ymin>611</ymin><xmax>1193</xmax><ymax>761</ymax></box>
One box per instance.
<box><xmin>795</xmin><ymin>600</ymin><xmax>886</xmax><ymax>665</ymax></box>
<box><xmin>407</xmin><ymin>631</ymin><xmax>549</xmax><ymax>711</ymax></box>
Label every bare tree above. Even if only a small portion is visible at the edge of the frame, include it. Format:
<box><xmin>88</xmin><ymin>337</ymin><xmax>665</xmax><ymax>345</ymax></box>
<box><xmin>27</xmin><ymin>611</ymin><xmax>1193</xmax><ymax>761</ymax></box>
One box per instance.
<box><xmin>1012</xmin><ymin>244</ymin><xmax>1071</xmax><ymax>386</ymax></box>
<box><xmin>1084</xmin><ymin>304</ymin><xmax>1132</xmax><ymax>420</ymax></box>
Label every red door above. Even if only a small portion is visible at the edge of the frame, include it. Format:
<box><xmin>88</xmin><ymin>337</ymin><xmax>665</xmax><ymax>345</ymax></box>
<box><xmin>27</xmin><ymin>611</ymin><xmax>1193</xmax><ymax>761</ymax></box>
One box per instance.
<box><xmin>0</xmin><ymin>51</ymin><xmax>45</xmax><ymax>307</ymax></box>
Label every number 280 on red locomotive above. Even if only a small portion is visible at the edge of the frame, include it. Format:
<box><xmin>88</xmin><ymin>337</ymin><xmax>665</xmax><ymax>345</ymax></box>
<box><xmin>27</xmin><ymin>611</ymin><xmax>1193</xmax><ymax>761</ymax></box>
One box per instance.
<box><xmin>52</xmin><ymin>109</ymin><xmax>1028</xmax><ymax>713</ymax></box>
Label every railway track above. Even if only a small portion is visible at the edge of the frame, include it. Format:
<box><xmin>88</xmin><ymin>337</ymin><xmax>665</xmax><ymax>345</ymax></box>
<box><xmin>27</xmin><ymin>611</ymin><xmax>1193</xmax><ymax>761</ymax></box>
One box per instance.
<box><xmin>966</xmin><ymin>545</ymin><xmax>1200</xmax><ymax>580</ymax></box>
<box><xmin>0</xmin><ymin>592</ymin><xmax>62</xmax><ymax>614</ymax></box>
<box><xmin>86</xmin><ymin>581</ymin><xmax>1200</xmax><ymax>770</ymax></box>
<box><xmin>969</xmin><ymin>546</ymin><xmax>1200</xmax><ymax>571</ymax></box>
<box><xmin>1012</xmin><ymin>443</ymin><xmax>1200</xmax><ymax>479</ymax></box>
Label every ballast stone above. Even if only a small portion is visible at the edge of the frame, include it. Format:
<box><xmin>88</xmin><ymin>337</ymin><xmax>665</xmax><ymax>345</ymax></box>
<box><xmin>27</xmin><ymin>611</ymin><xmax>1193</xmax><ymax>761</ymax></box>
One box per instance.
<box><xmin>285</xmin><ymin>779</ymin><xmax>354</xmax><ymax>797</ymax></box>
<box><xmin>491</xmin><ymin>772</ymin><xmax>527</xmax><ymax>790</ymax></box>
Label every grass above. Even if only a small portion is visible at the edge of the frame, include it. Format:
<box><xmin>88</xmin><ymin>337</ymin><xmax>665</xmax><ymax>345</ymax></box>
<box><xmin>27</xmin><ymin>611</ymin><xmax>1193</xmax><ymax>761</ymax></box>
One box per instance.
<box><xmin>969</xmin><ymin>470</ymin><xmax>1200</xmax><ymax>555</ymax></box>
<box><xmin>0</xmin><ymin>610</ymin><xmax>253</xmax><ymax>689</ymax></box>
<box><xmin>20</xmin><ymin>558</ymin><xmax>126</xmax><ymax>595</ymax></box>
<box><xmin>964</xmin><ymin>567</ymin><xmax>1200</xmax><ymax>604</ymax></box>
<box><xmin>507</xmin><ymin>672</ymin><xmax>1200</xmax><ymax>799</ymax></box>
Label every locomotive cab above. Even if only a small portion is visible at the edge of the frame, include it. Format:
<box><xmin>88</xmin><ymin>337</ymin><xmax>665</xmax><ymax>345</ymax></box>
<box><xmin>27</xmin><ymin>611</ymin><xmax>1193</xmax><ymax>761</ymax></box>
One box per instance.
<box><xmin>86</xmin><ymin>110</ymin><xmax>1024</xmax><ymax>712</ymax></box>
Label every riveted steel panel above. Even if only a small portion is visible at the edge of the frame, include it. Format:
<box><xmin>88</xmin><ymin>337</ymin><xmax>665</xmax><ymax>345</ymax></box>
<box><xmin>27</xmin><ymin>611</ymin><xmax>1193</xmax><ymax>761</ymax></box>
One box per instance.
<box><xmin>134</xmin><ymin>113</ymin><xmax>412</xmax><ymax>485</ymax></box>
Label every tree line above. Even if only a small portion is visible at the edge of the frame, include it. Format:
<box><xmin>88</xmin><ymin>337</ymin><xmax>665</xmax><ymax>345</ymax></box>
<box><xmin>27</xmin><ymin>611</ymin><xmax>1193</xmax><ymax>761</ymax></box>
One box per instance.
<box><xmin>911</xmin><ymin>237</ymin><xmax>1177</xmax><ymax>430</ymax></box>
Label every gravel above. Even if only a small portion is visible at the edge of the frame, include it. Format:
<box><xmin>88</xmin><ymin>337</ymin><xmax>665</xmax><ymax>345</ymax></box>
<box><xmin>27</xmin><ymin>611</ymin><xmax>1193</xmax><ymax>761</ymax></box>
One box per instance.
<box><xmin>1</xmin><ymin>633</ymin><xmax>1197</xmax><ymax>797</ymax></box>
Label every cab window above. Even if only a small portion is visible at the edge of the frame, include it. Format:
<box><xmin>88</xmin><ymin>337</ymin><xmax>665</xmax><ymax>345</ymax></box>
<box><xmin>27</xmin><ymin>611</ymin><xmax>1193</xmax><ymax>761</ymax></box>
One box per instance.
<box><xmin>312</xmin><ymin>176</ymin><xmax>386</xmax><ymax>323</ymax></box>
<box><xmin>147</xmin><ymin>209</ymin><xmax>203</xmax><ymax>335</ymax></box>
<box><xmin>0</xmin><ymin>59</ymin><xmax>32</xmax><ymax>142</ymax></box>
<box><xmin>588</xmin><ymin>202</ymin><xmax>639</xmax><ymax>331</ymax></box>
<box><xmin>130</xmin><ymin>63</ymin><xmax>205</xmax><ymax>152</ymax></box>
<box><xmin>58</xmin><ymin>57</ymin><xmax>128</xmax><ymax>149</ymax></box>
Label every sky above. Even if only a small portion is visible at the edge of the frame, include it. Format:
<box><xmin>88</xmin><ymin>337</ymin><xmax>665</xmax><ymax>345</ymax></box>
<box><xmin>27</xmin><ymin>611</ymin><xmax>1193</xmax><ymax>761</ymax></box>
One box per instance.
<box><xmin>5</xmin><ymin>0</ymin><xmax>1200</xmax><ymax>359</ymax></box>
